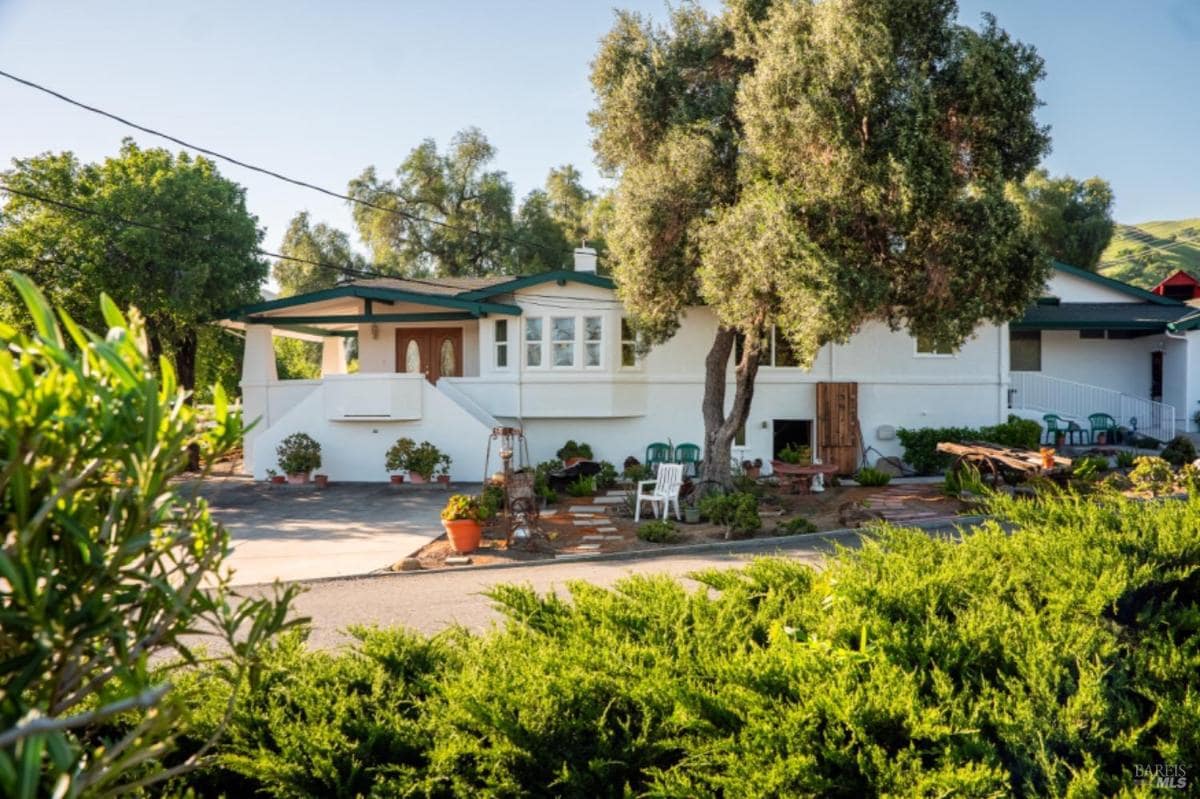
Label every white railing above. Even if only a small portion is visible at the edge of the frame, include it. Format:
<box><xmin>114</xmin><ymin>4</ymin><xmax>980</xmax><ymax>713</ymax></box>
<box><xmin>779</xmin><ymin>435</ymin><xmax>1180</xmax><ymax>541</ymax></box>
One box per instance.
<box><xmin>1009</xmin><ymin>372</ymin><xmax>1177</xmax><ymax>441</ymax></box>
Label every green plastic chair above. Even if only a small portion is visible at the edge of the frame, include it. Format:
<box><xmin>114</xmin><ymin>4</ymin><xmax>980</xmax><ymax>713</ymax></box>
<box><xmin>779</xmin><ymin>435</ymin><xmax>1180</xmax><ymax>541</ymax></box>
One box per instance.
<box><xmin>1042</xmin><ymin>414</ymin><xmax>1063</xmax><ymax>445</ymax></box>
<box><xmin>645</xmin><ymin>442</ymin><xmax>671</xmax><ymax>471</ymax></box>
<box><xmin>1088</xmin><ymin>413</ymin><xmax>1117</xmax><ymax>444</ymax></box>
<box><xmin>674</xmin><ymin>443</ymin><xmax>701</xmax><ymax>477</ymax></box>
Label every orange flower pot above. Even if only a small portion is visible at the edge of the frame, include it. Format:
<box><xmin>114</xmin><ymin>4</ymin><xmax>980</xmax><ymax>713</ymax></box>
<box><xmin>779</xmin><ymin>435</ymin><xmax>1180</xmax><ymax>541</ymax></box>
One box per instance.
<box><xmin>442</xmin><ymin>519</ymin><xmax>482</xmax><ymax>554</ymax></box>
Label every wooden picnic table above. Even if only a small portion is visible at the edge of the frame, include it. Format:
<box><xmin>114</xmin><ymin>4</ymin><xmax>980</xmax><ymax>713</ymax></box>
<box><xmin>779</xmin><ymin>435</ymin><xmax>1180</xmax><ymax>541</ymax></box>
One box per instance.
<box><xmin>771</xmin><ymin>461</ymin><xmax>840</xmax><ymax>494</ymax></box>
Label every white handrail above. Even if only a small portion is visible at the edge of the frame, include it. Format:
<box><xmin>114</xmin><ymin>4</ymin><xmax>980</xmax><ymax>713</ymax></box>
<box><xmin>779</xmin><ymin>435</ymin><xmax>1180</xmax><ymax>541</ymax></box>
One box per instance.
<box><xmin>1009</xmin><ymin>372</ymin><xmax>1177</xmax><ymax>441</ymax></box>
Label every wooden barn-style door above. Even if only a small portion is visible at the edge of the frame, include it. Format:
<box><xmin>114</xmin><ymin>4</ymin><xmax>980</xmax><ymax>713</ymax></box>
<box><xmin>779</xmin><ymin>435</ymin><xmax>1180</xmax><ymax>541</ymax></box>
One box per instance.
<box><xmin>816</xmin><ymin>382</ymin><xmax>860</xmax><ymax>475</ymax></box>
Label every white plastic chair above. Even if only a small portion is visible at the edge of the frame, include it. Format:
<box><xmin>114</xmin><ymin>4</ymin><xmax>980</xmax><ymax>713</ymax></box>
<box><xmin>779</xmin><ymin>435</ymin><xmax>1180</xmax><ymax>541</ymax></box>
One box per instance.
<box><xmin>634</xmin><ymin>463</ymin><xmax>683</xmax><ymax>522</ymax></box>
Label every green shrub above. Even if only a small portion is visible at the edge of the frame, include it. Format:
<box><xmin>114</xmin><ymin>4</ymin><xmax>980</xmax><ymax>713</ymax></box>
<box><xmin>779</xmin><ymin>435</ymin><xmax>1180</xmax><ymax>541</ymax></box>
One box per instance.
<box><xmin>165</xmin><ymin>490</ymin><xmax>1200</xmax><ymax>797</ymax></box>
<box><xmin>1161</xmin><ymin>434</ymin><xmax>1198</xmax><ymax>467</ymax></box>
<box><xmin>636</xmin><ymin>519</ymin><xmax>681</xmax><ymax>543</ymax></box>
<box><xmin>442</xmin><ymin>494</ymin><xmax>486</xmax><ymax>522</ymax></box>
<box><xmin>480</xmin><ymin>482</ymin><xmax>505</xmax><ymax>517</ymax></box>
<box><xmin>778</xmin><ymin>516</ymin><xmax>818</xmax><ymax>535</ymax></box>
<box><xmin>698</xmin><ymin>491</ymin><xmax>761</xmax><ymax>537</ymax></box>
<box><xmin>1130</xmin><ymin>456</ymin><xmax>1175</xmax><ymax>495</ymax></box>
<box><xmin>1070</xmin><ymin>454</ymin><xmax>1110</xmax><ymax>481</ymax></box>
<box><xmin>0</xmin><ymin>274</ymin><xmax>297</xmax><ymax>796</ymax></box>
<box><xmin>566</xmin><ymin>475</ymin><xmax>597</xmax><ymax>497</ymax></box>
<box><xmin>1115</xmin><ymin>449</ymin><xmax>1137</xmax><ymax>468</ymax></box>
<box><xmin>556</xmin><ymin>439</ymin><xmax>594</xmax><ymax>461</ymax></box>
<box><xmin>897</xmin><ymin>415</ymin><xmax>1042</xmax><ymax>474</ymax></box>
<box><xmin>277</xmin><ymin>431</ymin><xmax>322</xmax><ymax>475</ymax></box>
<box><xmin>386</xmin><ymin>438</ymin><xmax>447</xmax><ymax>479</ymax></box>
<box><xmin>943</xmin><ymin>461</ymin><xmax>989</xmax><ymax>496</ymax></box>
<box><xmin>533</xmin><ymin>458</ymin><xmax>563</xmax><ymax>495</ymax></box>
<box><xmin>596</xmin><ymin>460</ymin><xmax>619</xmax><ymax>489</ymax></box>
<box><xmin>776</xmin><ymin>443</ymin><xmax>811</xmax><ymax>465</ymax></box>
<box><xmin>853</xmin><ymin>466</ymin><xmax>892</xmax><ymax>486</ymax></box>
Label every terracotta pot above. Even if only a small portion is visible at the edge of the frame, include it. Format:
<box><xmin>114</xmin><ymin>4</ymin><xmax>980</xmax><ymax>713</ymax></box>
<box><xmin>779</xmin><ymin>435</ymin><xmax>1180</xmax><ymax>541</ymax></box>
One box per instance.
<box><xmin>286</xmin><ymin>472</ymin><xmax>309</xmax><ymax>485</ymax></box>
<box><xmin>390</xmin><ymin>474</ymin><xmax>406</xmax><ymax>485</ymax></box>
<box><xmin>442</xmin><ymin>519</ymin><xmax>482</xmax><ymax>554</ymax></box>
<box><xmin>564</xmin><ymin>456</ymin><xmax>587</xmax><ymax>468</ymax></box>
<box><xmin>1055</xmin><ymin>433</ymin><xmax>1066</xmax><ymax>447</ymax></box>
<box><xmin>269</xmin><ymin>475</ymin><xmax>286</xmax><ymax>485</ymax></box>
<box><xmin>314</xmin><ymin>474</ymin><xmax>329</xmax><ymax>488</ymax></box>
<box><xmin>1096</xmin><ymin>432</ymin><xmax>1107</xmax><ymax>445</ymax></box>
<box><xmin>408</xmin><ymin>472</ymin><xmax>428</xmax><ymax>484</ymax></box>
<box><xmin>436</xmin><ymin>475</ymin><xmax>451</xmax><ymax>484</ymax></box>
<box><xmin>744</xmin><ymin>466</ymin><xmax>761</xmax><ymax>479</ymax></box>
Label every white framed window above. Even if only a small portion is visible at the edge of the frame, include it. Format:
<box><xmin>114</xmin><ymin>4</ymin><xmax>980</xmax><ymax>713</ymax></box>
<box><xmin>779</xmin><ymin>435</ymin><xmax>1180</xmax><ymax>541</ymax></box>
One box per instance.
<box><xmin>551</xmin><ymin>316</ymin><xmax>575</xmax><ymax>367</ymax></box>
<box><xmin>494</xmin><ymin>319</ymin><xmax>509</xmax><ymax>368</ymax></box>
<box><xmin>621</xmin><ymin>318</ymin><xmax>639</xmax><ymax>368</ymax></box>
<box><xmin>584</xmin><ymin>315</ymin><xmax>602</xmax><ymax>367</ymax></box>
<box><xmin>914</xmin><ymin>334</ymin><xmax>956</xmax><ymax>358</ymax></box>
<box><xmin>525</xmin><ymin>317</ymin><xmax>543</xmax><ymax>367</ymax></box>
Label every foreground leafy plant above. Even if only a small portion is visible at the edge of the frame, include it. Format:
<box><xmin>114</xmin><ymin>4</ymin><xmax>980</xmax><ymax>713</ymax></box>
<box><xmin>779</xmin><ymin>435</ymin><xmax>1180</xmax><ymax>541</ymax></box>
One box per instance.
<box><xmin>0</xmin><ymin>273</ymin><xmax>300</xmax><ymax>797</ymax></box>
<box><xmin>636</xmin><ymin>519</ymin><xmax>681</xmax><ymax>543</ymax></box>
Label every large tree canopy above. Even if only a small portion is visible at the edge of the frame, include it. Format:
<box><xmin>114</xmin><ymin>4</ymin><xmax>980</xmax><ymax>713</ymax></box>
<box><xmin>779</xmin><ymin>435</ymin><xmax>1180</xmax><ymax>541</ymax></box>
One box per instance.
<box><xmin>0</xmin><ymin>140</ymin><xmax>267</xmax><ymax>396</ymax></box>
<box><xmin>274</xmin><ymin>210</ymin><xmax>366</xmax><ymax>296</ymax></box>
<box><xmin>592</xmin><ymin>0</ymin><xmax>1051</xmax><ymax>486</ymax></box>
<box><xmin>1007</xmin><ymin>169</ymin><xmax>1115</xmax><ymax>270</ymax></box>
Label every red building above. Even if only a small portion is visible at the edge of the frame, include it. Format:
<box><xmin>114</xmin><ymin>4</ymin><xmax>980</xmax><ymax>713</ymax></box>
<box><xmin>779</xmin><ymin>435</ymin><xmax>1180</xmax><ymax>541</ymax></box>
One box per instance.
<box><xmin>1151</xmin><ymin>270</ymin><xmax>1200</xmax><ymax>301</ymax></box>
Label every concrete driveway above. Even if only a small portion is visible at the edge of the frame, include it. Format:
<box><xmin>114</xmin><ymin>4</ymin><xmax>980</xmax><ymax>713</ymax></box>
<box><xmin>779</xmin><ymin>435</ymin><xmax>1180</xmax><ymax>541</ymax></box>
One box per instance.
<box><xmin>196</xmin><ymin>478</ymin><xmax>469</xmax><ymax>586</ymax></box>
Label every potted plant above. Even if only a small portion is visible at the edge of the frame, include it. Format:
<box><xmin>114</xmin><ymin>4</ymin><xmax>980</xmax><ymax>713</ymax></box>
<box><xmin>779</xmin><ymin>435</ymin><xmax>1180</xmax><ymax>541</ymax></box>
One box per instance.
<box><xmin>435</xmin><ymin>453</ymin><xmax>453</xmax><ymax>485</ymax></box>
<box><xmin>386</xmin><ymin>438</ymin><xmax>414</xmax><ymax>483</ymax></box>
<box><xmin>314</xmin><ymin>473</ymin><xmax>329</xmax><ymax>488</ymax></box>
<box><xmin>556</xmin><ymin>440</ymin><xmax>594</xmax><ymax>467</ymax></box>
<box><xmin>441</xmin><ymin>494</ymin><xmax>486</xmax><ymax>553</ymax></box>
<box><xmin>266</xmin><ymin>468</ymin><xmax>286</xmax><ymax>485</ymax></box>
<box><xmin>741</xmin><ymin>458</ymin><xmax>763</xmax><ymax>479</ymax></box>
<box><xmin>682</xmin><ymin>495</ymin><xmax>701</xmax><ymax>524</ymax></box>
<box><xmin>276</xmin><ymin>432</ymin><xmax>321</xmax><ymax>484</ymax></box>
<box><xmin>387</xmin><ymin>438</ymin><xmax>445</xmax><ymax>483</ymax></box>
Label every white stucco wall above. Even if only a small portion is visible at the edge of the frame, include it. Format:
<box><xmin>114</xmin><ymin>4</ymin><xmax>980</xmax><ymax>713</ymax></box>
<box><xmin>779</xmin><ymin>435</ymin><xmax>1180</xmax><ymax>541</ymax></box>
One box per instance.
<box><xmin>1044</xmin><ymin>269</ymin><xmax>1139</xmax><ymax>303</ymax></box>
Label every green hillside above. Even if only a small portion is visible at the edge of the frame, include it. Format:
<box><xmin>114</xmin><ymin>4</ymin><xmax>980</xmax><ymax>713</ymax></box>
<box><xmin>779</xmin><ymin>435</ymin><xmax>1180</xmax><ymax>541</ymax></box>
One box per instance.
<box><xmin>1098</xmin><ymin>218</ymin><xmax>1200</xmax><ymax>288</ymax></box>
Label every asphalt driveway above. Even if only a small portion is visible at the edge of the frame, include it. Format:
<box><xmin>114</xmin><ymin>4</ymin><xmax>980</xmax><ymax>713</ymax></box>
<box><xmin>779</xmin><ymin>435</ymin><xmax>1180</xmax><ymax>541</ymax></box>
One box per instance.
<box><xmin>195</xmin><ymin>478</ymin><xmax>470</xmax><ymax>586</ymax></box>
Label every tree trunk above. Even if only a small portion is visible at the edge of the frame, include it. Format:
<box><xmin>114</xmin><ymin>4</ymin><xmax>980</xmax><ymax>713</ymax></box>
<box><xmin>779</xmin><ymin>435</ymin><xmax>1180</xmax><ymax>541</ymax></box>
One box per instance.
<box><xmin>172</xmin><ymin>329</ymin><xmax>201</xmax><ymax>472</ymax></box>
<box><xmin>697</xmin><ymin>326</ymin><xmax>763</xmax><ymax>493</ymax></box>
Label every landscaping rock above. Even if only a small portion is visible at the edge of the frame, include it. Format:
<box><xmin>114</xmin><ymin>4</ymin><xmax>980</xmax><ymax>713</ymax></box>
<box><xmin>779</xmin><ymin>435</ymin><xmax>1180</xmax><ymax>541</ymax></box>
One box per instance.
<box><xmin>445</xmin><ymin>556</ymin><xmax>473</xmax><ymax>566</ymax></box>
<box><xmin>392</xmin><ymin>557</ymin><xmax>422</xmax><ymax>572</ymax></box>
<box><xmin>873</xmin><ymin>457</ymin><xmax>904</xmax><ymax>477</ymax></box>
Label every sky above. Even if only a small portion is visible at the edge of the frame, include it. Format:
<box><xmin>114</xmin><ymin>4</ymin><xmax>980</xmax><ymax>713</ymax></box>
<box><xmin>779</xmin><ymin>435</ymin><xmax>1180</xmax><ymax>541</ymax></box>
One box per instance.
<box><xmin>1</xmin><ymin>0</ymin><xmax>1198</xmax><ymax>258</ymax></box>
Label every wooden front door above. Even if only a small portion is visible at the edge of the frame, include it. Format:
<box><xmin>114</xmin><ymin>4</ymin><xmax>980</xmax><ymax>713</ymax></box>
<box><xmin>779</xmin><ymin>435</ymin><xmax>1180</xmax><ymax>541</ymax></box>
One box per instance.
<box><xmin>816</xmin><ymin>382</ymin><xmax>860</xmax><ymax>475</ymax></box>
<box><xmin>396</xmin><ymin>328</ymin><xmax>463</xmax><ymax>384</ymax></box>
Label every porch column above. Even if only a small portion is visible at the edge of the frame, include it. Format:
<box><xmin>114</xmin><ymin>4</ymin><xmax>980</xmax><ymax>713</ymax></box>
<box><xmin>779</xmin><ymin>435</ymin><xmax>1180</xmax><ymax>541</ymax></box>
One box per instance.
<box><xmin>320</xmin><ymin>336</ymin><xmax>348</xmax><ymax>376</ymax></box>
<box><xmin>240</xmin><ymin>324</ymin><xmax>276</xmax><ymax>476</ymax></box>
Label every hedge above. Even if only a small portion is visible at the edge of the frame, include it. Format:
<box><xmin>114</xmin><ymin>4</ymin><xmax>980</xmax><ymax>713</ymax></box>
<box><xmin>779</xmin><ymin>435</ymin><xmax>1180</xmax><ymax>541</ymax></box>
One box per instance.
<box><xmin>143</xmin><ymin>490</ymin><xmax>1199</xmax><ymax>797</ymax></box>
<box><xmin>896</xmin><ymin>414</ymin><xmax>1043</xmax><ymax>474</ymax></box>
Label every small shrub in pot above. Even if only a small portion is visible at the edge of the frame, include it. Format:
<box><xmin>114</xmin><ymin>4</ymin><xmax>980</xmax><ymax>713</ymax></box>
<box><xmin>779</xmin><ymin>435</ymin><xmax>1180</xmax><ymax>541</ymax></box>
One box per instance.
<box><xmin>276</xmin><ymin>432</ymin><xmax>321</xmax><ymax>482</ymax></box>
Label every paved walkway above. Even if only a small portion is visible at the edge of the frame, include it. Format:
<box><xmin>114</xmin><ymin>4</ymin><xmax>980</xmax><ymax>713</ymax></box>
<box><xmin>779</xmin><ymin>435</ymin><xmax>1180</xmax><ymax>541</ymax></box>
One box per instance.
<box><xmin>194</xmin><ymin>479</ymin><xmax>472</xmax><ymax>586</ymax></box>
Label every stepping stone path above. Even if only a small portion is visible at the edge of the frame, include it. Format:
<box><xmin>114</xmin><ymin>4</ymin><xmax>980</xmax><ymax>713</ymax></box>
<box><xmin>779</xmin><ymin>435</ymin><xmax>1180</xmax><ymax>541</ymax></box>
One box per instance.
<box><xmin>592</xmin><ymin>496</ymin><xmax>625</xmax><ymax>505</ymax></box>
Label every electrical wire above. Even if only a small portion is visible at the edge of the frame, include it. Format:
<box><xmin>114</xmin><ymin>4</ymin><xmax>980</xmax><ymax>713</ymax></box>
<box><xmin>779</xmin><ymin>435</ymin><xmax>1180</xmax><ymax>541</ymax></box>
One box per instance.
<box><xmin>0</xmin><ymin>67</ymin><xmax>593</xmax><ymax>268</ymax></box>
<box><xmin>0</xmin><ymin>181</ymin><xmax>623</xmax><ymax>310</ymax></box>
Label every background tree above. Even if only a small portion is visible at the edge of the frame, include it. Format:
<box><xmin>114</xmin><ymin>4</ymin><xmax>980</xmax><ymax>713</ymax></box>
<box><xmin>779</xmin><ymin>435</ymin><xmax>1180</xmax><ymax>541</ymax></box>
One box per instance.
<box><xmin>347</xmin><ymin>127</ymin><xmax>517</xmax><ymax>277</ymax></box>
<box><xmin>274</xmin><ymin>210</ymin><xmax>365</xmax><ymax>295</ymax></box>
<box><xmin>512</xmin><ymin>189</ymin><xmax>573</xmax><ymax>272</ymax></box>
<box><xmin>592</xmin><ymin>0</ymin><xmax>1050</xmax><ymax>486</ymax></box>
<box><xmin>1007</xmin><ymin>169</ymin><xmax>1115</xmax><ymax>270</ymax></box>
<box><xmin>0</xmin><ymin>140</ymin><xmax>268</xmax><ymax>400</ymax></box>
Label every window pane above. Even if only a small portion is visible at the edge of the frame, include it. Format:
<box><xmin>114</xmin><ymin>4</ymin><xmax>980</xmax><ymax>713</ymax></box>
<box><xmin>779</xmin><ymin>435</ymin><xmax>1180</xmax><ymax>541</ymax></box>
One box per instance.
<box><xmin>622</xmin><ymin>342</ymin><xmax>636</xmax><ymax>368</ymax></box>
<box><xmin>525</xmin><ymin>317</ymin><xmax>542</xmax><ymax>341</ymax></box>
<box><xmin>586</xmin><ymin>342</ymin><xmax>601</xmax><ymax>367</ymax></box>
<box><xmin>1010</xmin><ymin>330</ymin><xmax>1041</xmax><ymax>371</ymax></box>
<box><xmin>526</xmin><ymin>343</ymin><xmax>542</xmax><ymax>367</ymax></box>
<box><xmin>552</xmin><ymin>317</ymin><xmax>574</xmax><ymax>342</ymax></box>
<box><xmin>584</xmin><ymin>316</ymin><xmax>602</xmax><ymax>342</ymax></box>
<box><xmin>496</xmin><ymin>343</ymin><xmax>508</xmax><ymax>368</ymax></box>
<box><xmin>440</xmin><ymin>338</ymin><xmax>456</xmax><ymax>376</ymax></box>
<box><xmin>553</xmin><ymin>342</ymin><xmax>574</xmax><ymax>367</ymax></box>
<box><xmin>916</xmin><ymin>334</ymin><xmax>954</xmax><ymax>355</ymax></box>
<box><xmin>405</xmin><ymin>340</ymin><xmax>421</xmax><ymax>373</ymax></box>
<box><xmin>774</xmin><ymin>331</ymin><xmax>798</xmax><ymax>367</ymax></box>
<box><xmin>621</xmin><ymin>317</ymin><xmax>634</xmax><ymax>340</ymax></box>
<box><xmin>496</xmin><ymin>319</ymin><xmax>508</xmax><ymax>340</ymax></box>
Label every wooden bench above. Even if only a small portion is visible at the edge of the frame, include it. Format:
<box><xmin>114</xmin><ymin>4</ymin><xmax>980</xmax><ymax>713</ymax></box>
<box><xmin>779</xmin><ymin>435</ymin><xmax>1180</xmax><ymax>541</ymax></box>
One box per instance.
<box><xmin>770</xmin><ymin>461</ymin><xmax>840</xmax><ymax>494</ymax></box>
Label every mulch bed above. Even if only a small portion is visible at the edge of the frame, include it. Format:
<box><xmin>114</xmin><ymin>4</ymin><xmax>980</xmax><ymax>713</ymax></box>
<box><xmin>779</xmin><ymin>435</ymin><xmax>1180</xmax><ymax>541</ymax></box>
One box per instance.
<box><xmin>407</xmin><ymin>482</ymin><xmax>966</xmax><ymax>570</ymax></box>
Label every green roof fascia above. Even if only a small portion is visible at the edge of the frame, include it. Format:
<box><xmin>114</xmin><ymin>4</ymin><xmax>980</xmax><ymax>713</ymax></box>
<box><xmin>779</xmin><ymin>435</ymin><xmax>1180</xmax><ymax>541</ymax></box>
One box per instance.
<box><xmin>1052</xmin><ymin>260</ymin><xmax>1179</xmax><ymax>306</ymax></box>
<box><xmin>245</xmin><ymin>312</ymin><xmax>479</xmax><ymax>326</ymax></box>
<box><xmin>275</xmin><ymin>324</ymin><xmax>357</xmax><ymax>338</ymax></box>
<box><xmin>1010</xmin><ymin>319</ymin><xmax>1169</xmax><ymax>331</ymax></box>
<box><xmin>456</xmin><ymin>270</ymin><xmax>615</xmax><ymax>300</ymax></box>
<box><xmin>224</xmin><ymin>284</ymin><xmax>521</xmax><ymax>319</ymax></box>
<box><xmin>1166</xmin><ymin>312</ymin><xmax>1200</xmax><ymax>332</ymax></box>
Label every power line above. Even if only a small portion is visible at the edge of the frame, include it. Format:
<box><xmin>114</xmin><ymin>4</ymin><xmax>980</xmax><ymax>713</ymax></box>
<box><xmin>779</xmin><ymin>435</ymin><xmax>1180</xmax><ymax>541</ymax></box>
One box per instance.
<box><xmin>1098</xmin><ymin>229</ymin><xmax>1200</xmax><ymax>267</ymax></box>
<box><xmin>0</xmin><ymin>68</ymin><xmax>582</xmax><ymax>265</ymax></box>
<box><xmin>0</xmin><ymin>181</ymin><xmax>622</xmax><ymax>309</ymax></box>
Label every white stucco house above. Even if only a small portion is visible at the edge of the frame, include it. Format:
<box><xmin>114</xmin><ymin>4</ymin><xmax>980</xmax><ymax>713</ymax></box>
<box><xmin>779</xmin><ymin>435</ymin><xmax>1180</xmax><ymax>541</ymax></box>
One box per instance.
<box><xmin>219</xmin><ymin>251</ymin><xmax>1196</xmax><ymax>482</ymax></box>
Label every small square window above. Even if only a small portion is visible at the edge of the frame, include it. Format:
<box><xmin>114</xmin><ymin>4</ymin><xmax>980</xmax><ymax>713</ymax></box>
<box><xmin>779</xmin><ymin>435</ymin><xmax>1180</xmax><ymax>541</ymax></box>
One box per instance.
<box><xmin>621</xmin><ymin>318</ymin><xmax>638</xmax><ymax>367</ymax></box>
<box><xmin>915</xmin><ymin>334</ymin><xmax>955</xmax><ymax>356</ymax></box>
<box><xmin>584</xmin><ymin>316</ymin><xmax>602</xmax><ymax>367</ymax></box>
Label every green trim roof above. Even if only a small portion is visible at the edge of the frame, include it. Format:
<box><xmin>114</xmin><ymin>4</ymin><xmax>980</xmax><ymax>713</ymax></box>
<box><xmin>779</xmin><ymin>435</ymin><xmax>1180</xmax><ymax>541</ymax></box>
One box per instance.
<box><xmin>1014</xmin><ymin>302</ymin><xmax>1195</xmax><ymax>331</ymax></box>
<box><xmin>456</xmin><ymin>270</ymin><xmax>615</xmax><ymax>299</ymax></box>
<box><xmin>1051</xmin><ymin>260</ymin><xmax>1180</xmax><ymax>306</ymax></box>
